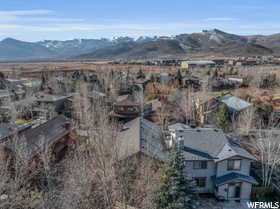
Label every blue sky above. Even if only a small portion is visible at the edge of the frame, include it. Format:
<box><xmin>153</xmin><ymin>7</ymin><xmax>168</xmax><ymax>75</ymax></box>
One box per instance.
<box><xmin>0</xmin><ymin>0</ymin><xmax>280</xmax><ymax>41</ymax></box>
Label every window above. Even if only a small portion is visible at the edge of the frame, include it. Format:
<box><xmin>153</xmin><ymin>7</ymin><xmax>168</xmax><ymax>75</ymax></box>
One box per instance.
<box><xmin>127</xmin><ymin>106</ymin><xmax>136</xmax><ymax>111</ymax></box>
<box><xmin>193</xmin><ymin>161</ymin><xmax>208</xmax><ymax>169</ymax></box>
<box><xmin>195</xmin><ymin>177</ymin><xmax>206</xmax><ymax>188</ymax></box>
<box><xmin>228</xmin><ymin>159</ymin><xmax>241</xmax><ymax>171</ymax></box>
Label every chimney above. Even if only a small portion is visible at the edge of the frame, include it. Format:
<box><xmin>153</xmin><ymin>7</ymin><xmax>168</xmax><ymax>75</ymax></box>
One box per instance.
<box><xmin>64</xmin><ymin>122</ymin><xmax>71</xmax><ymax>131</ymax></box>
<box><xmin>178</xmin><ymin>136</ymin><xmax>184</xmax><ymax>148</ymax></box>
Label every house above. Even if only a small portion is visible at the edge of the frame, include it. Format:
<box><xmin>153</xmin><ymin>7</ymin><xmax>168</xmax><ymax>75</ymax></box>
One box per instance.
<box><xmin>182</xmin><ymin>76</ymin><xmax>202</xmax><ymax>89</ymax></box>
<box><xmin>190</xmin><ymin>92</ymin><xmax>220</xmax><ymax>125</ymax></box>
<box><xmin>133</xmin><ymin>78</ymin><xmax>150</xmax><ymax>90</ymax></box>
<box><xmin>218</xmin><ymin>94</ymin><xmax>252</xmax><ymax>115</ymax></box>
<box><xmin>116</xmin><ymin>117</ymin><xmax>166</xmax><ymax>161</ymax></box>
<box><xmin>34</xmin><ymin>93</ymin><xmax>75</xmax><ymax>118</ymax></box>
<box><xmin>181</xmin><ymin>61</ymin><xmax>215</xmax><ymax>69</ymax></box>
<box><xmin>0</xmin><ymin>90</ymin><xmax>12</xmax><ymax>122</ymax></box>
<box><xmin>112</xmin><ymin>95</ymin><xmax>141</xmax><ymax>120</ymax></box>
<box><xmin>1</xmin><ymin>115</ymin><xmax>73</xmax><ymax>162</ymax></box>
<box><xmin>0</xmin><ymin>122</ymin><xmax>33</xmax><ymax>142</ymax></box>
<box><xmin>88</xmin><ymin>90</ymin><xmax>106</xmax><ymax>100</ymax></box>
<box><xmin>225</xmin><ymin>76</ymin><xmax>244</xmax><ymax>84</ymax></box>
<box><xmin>160</xmin><ymin>72</ymin><xmax>174</xmax><ymax>85</ymax></box>
<box><xmin>0</xmin><ymin>90</ymin><xmax>10</xmax><ymax>104</ymax></box>
<box><xmin>169</xmin><ymin>126</ymin><xmax>257</xmax><ymax>201</ymax></box>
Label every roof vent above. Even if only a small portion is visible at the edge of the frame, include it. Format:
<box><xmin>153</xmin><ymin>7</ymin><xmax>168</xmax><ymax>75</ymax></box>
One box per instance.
<box><xmin>196</xmin><ymin>129</ymin><xmax>201</xmax><ymax>132</ymax></box>
<box><xmin>228</xmin><ymin>149</ymin><xmax>232</xmax><ymax>151</ymax></box>
<box><xmin>214</xmin><ymin>129</ymin><xmax>219</xmax><ymax>132</ymax></box>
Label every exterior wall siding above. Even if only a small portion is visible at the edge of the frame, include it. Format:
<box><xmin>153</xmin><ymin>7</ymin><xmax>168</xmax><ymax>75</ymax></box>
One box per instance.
<box><xmin>216</xmin><ymin>157</ymin><xmax>251</xmax><ymax>177</ymax></box>
<box><xmin>184</xmin><ymin>157</ymin><xmax>254</xmax><ymax>200</ymax></box>
<box><xmin>240</xmin><ymin>182</ymin><xmax>252</xmax><ymax>201</ymax></box>
<box><xmin>216</xmin><ymin>181</ymin><xmax>252</xmax><ymax>200</ymax></box>
<box><xmin>184</xmin><ymin>160</ymin><xmax>216</xmax><ymax>193</ymax></box>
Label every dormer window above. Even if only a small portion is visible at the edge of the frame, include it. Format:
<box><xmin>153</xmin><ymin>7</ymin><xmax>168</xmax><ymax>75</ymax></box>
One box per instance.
<box><xmin>228</xmin><ymin>159</ymin><xmax>241</xmax><ymax>171</ymax></box>
<box><xmin>193</xmin><ymin>161</ymin><xmax>207</xmax><ymax>169</ymax></box>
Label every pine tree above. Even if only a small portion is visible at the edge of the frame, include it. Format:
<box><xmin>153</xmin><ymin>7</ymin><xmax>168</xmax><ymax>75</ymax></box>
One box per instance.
<box><xmin>137</xmin><ymin>69</ymin><xmax>145</xmax><ymax>79</ymax></box>
<box><xmin>218</xmin><ymin>104</ymin><xmax>230</xmax><ymax>132</ymax></box>
<box><xmin>153</xmin><ymin>145</ymin><xmax>194</xmax><ymax>209</ymax></box>
<box><xmin>176</xmin><ymin>69</ymin><xmax>183</xmax><ymax>87</ymax></box>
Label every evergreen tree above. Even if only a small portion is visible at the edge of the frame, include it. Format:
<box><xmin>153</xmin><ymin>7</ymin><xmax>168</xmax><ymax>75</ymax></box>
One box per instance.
<box><xmin>150</xmin><ymin>74</ymin><xmax>156</xmax><ymax>82</ymax></box>
<box><xmin>218</xmin><ymin>104</ymin><xmax>230</xmax><ymax>132</ymax></box>
<box><xmin>153</xmin><ymin>145</ymin><xmax>194</xmax><ymax>209</ymax></box>
<box><xmin>136</xmin><ymin>69</ymin><xmax>145</xmax><ymax>79</ymax></box>
<box><xmin>176</xmin><ymin>69</ymin><xmax>183</xmax><ymax>87</ymax></box>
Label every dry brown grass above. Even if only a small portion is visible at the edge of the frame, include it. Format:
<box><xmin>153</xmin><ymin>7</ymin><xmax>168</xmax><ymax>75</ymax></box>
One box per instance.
<box><xmin>0</xmin><ymin>62</ymin><xmax>177</xmax><ymax>73</ymax></box>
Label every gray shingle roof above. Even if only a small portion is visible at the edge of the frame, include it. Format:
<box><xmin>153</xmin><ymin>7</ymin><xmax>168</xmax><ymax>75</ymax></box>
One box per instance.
<box><xmin>117</xmin><ymin>117</ymin><xmax>166</xmax><ymax>161</ymax></box>
<box><xmin>0</xmin><ymin>90</ymin><xmax>10</xmax><ymax>98</ymax></box>
<box><xmin>3</xmin><ymin>115</ymin><xmax>71</xmax><ymax>161</ymax></box>
<box><xmin>0</xmin><ymin>122</ymin><xmax>32</xmax><ymax>141</ymax></box>
<box><xmin>168</xmin><ymin>123</ymin><xmax>190</xmax><ymax>131</ymax></box>
<box><xmin>214</xmin><ymin>172</ymin><xmax>258</xmax><ymax>186</ymax></box>
<box><xmin>182</xmin><ymin>146</ymin><xmax>217</xmax><ymax>160</ymax></box>
<box><xmin>218</xmin><ymin>94</ymin><xmax>252</xmax><ymax>113</ymax></box>
<box><xmin>177</xmin><ymin>128</ymin><xmax>255</xmax><ymax>161</ymax></box>
<box><xmin>216</xmin><ymin>136</ymin><xmax>257</xmax><ymax>161</ymax></box>
<box><xmin>35</xmin><ymin>94</ymin><xmax>72</xmax><ymax>103</ymax></box>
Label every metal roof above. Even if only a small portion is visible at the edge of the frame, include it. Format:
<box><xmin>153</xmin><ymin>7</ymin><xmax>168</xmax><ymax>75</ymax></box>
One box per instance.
<box><xmin>218</xmin><ymin>94</ymin><xmax>252</xmax><ymax>112</ymax></box>
<box><xmin>183</xmin><ymin>61</ymin><xmax>215</xmax><ymax>65</ymax></box>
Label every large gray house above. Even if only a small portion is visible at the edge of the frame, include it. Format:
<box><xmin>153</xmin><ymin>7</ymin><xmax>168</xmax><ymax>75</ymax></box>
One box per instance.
<box><xmin>168</xmin><ymin>124</ymin><xmax>257</xmax><ymax>201</ymax></box>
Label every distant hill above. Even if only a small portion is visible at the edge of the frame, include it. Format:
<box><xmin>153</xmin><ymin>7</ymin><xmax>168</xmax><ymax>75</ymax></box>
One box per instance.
<box><xmin>0</xmin><ymin>38</ymin><xmax>55</xmax><ymax>60</ymax></box>
<box><xmin>38</xmin><ymin>38</ymin><xmax>112</xmax><ymax>57</ymax></box>
<box><xmin>76</xmin><ymin>29</ymin><xmax>274</xmax><ymax>59</ymax></box>
<box><xmin>0</xmin><ymin>29</ymin><xmax>278</xmax><ymax>61</ymax></box>
<box><xmin>76</xmin><ymin>39</ymin><xmax>186</xmax><ymax>59</ymax></box>
<box><xmin>247</xmin><ymin>33</ymin><xmax>280</xmax><ymax>54</ymax></box>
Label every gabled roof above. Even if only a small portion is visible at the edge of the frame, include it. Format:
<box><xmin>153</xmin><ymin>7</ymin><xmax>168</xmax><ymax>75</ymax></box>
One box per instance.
<box><xmin>0</xmin><ymin>122</ymin><xmax>32</xmax><ymax>141</ymax></box>
<box><xmin>218</xmin><ymin>94</ymin><xmax>252</xmax><ymax>112</ymax></box>
<box><xmin>182</xmin><ymin>146</ymin><xmax>217</xmax><ymax>160</ymax></box>
<box><xmin>3</xmin><ymin>115</ymin><xmax>71</xmax><ymax>161</ymax></box>
<box><xmin>216</xmin><ymin>136</ymin><xmax>256</xmax><ymax>162</ymax></box>
<box><xmin>177</xmin><ymin>128</ymin><xmax>255</xmax><ymax>161</ymax></box>
<box><xmin>168</xmin><ymin>123</ymin><xmax>190</xmax><ymax>131</ymax></box>
<box><xmin>35</xmin><ymin>93</ymin><xmax>75</xmax><ymax>103</ymax></box>
<box><xmin>0</xmin><ymin>90</ymin><xmax>10</xmax><ymax>98</ymax></box>
<box><xmin>117</xmin><ymin>117</ymin><xmax>166</xmax><ymax>161</ymax></box>
<box><xmin>115</xmin><ymin>94</ymin><xmax>139</xmax><ymax>106</ymax></box>
<box><xmin>214</xmin><ymin>172</ymin><xmax>258</xmax><ymax>186</ymax></box>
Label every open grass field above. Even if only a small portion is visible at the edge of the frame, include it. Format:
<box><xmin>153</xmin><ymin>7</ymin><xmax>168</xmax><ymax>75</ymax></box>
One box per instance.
<box><xmin>0</xmin><ymin>61</ymin><xmax>177</xmax><ymax>73</ymax></box>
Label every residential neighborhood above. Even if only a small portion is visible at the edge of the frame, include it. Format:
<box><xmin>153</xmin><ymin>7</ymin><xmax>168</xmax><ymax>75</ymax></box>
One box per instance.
<box><xmin>1</xmin><ymin>1</ymin><xmax>280</xmax><ymax>208</ymax></box>
<box><xmin>0</xmin><ymin>57</ymin><xmax>280</xmax><ymax>209</ymax></box>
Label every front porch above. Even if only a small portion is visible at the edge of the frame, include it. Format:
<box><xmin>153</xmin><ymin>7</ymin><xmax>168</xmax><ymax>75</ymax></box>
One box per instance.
<box><xmin>213</xmin><ymin>172</ymin><xmax>258</xmax><ymax>201</ymax></box>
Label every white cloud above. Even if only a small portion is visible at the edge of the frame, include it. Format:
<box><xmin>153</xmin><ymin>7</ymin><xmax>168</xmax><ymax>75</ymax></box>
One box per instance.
<box><xmin>0</xmin><ymin>10</ymin><xmax>83</xmax><ymax>23</ymax></box>
<box><xmin>0</xmin><ymin>10</ymin><xmax>52</xmax><ymax>16</ymax></box>
<box><xmin>0</xmin><ymin>23</ymin><xmax>211</xmax><ymax>33</ymax></box>
<box><xmin>20</xmin><ymin>17</ymin><xmax>84</xmax><ymax>22</ymax></box>
<box><xmin>205</xmin><ymin>17</ymin><xmax>238</xmax><ymax>22</ymax></box>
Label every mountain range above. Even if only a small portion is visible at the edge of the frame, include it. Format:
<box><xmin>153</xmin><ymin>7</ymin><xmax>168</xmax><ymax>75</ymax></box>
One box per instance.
<box><xmin>1</xmin><ymin>29</ymin><xmax>280</xmax><ymax>61</ymax></box>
